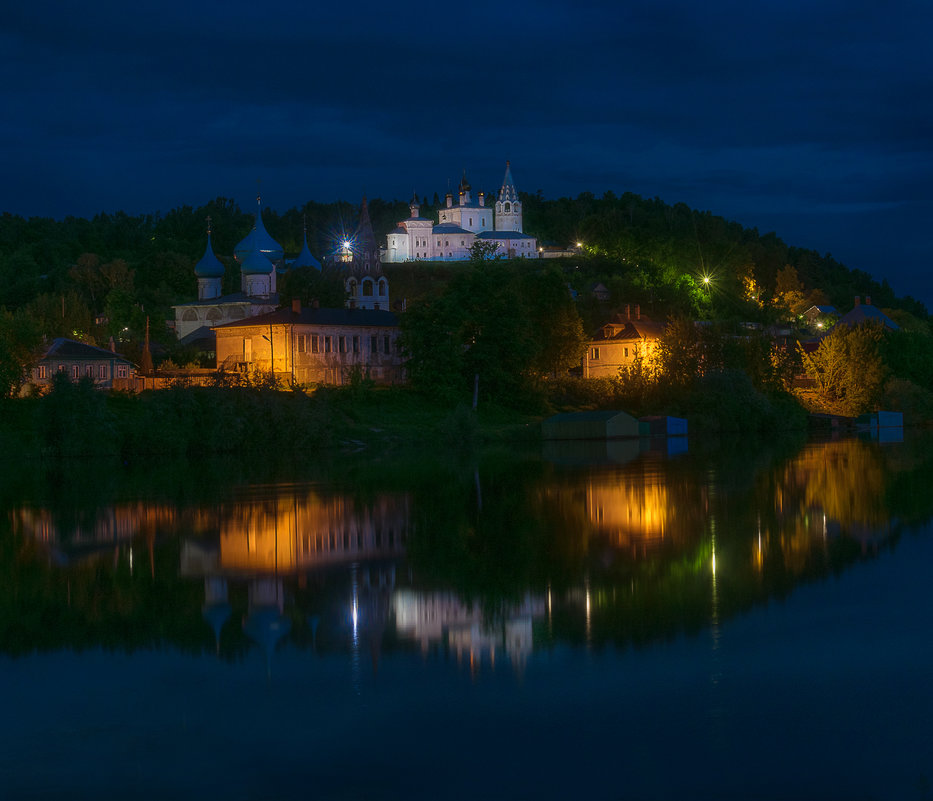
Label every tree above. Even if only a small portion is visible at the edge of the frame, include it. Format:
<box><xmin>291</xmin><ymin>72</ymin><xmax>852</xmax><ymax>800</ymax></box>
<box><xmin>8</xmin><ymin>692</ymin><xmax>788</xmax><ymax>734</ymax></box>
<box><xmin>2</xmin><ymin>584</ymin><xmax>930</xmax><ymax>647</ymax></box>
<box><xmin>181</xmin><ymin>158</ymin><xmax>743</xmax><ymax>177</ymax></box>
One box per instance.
<box><xmin>467</xmin><ymin>241</ymin><xmax>501</xmax><ymax>263</ymax></box>
<box><xmin>800</xmin><ymin>321</ymin><xmax>887</xmax><ymax>415</ymax></box>
<box><xmin>0</xmin><ymin>309</ymin><xmax>41</xmax><ymax>397</ymax></box>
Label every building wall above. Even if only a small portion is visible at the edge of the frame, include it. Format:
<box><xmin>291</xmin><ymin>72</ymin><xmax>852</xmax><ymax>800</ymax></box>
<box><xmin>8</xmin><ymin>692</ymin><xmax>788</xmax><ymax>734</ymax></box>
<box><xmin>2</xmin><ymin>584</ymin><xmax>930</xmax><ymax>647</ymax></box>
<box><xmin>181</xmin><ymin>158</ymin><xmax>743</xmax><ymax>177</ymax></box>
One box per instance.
<box><xmin>174</xmin><ymin>302</ymin><xmax>267</xmax><ymax>340</ymax></box>
<box><xmin>583</xmin><ymin>337</ymin><xmax>658</xmax><ymax>379</ymax></box>
<box><xmin>29</xmin><ymin>357</ymin><xmax>136</xmax><ymax>391</ymax></box>
<box><xmin>215</xmin><ymin>321</ymin><xmax>404</xmax><ymax>385</ymax></box>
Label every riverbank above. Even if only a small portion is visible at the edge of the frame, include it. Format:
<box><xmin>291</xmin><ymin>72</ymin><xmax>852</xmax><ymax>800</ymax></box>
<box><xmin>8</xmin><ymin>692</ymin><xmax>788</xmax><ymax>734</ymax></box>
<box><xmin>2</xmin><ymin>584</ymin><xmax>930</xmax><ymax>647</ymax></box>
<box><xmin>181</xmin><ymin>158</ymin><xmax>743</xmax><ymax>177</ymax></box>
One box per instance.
<box><xmin>4</xmin><ymin>375</ymin><xmax>909</xmax><ymax>461</ymax></box>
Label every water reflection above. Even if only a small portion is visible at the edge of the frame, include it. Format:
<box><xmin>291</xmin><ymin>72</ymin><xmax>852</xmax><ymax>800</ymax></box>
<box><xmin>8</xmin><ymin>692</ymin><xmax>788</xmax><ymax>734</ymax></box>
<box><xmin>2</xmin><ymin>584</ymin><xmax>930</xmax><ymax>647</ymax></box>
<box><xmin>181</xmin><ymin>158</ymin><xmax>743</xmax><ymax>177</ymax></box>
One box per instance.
<box><xmin>3</xmin><ymin>435</ymin><xmax>931</xmax><ymax>669</ymax></box>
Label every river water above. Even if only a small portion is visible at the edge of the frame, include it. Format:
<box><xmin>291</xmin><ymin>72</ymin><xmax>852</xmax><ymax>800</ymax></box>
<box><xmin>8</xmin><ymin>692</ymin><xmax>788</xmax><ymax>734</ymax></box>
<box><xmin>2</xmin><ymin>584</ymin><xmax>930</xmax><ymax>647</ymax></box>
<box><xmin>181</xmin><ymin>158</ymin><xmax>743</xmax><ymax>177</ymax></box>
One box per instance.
<box><xmin>1</xmin><ymin>434</ymin><xmax>931</xmax><ymax>800</ymax></box>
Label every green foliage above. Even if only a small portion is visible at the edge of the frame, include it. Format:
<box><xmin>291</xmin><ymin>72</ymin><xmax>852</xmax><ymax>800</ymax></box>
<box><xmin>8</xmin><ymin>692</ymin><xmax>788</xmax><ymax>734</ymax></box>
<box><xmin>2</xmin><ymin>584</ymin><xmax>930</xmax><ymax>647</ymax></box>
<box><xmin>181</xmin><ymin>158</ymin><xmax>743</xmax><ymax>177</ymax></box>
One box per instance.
<box><xmin>800</xmin><ymin>321</ymin><xmax>887</xmax><ymax>415</ymax></box>
<box><xmin>38</xmin><ymin>372</ymin><xmax>117</xmax><ymax>457</ymax></box>
<box><xmin>278</xmin><ymin>265</ymin><xmax>346</xmax><ymax>309</ymax></box>
<box><xmin>0</xmin><ymin>308</ymin><xmax>41</xmax><ymax>398</ymax></box>
<box><xmin>401</xmin><ymin>263</ymin><xmax>587</xmax><ymax>409</ymax></box>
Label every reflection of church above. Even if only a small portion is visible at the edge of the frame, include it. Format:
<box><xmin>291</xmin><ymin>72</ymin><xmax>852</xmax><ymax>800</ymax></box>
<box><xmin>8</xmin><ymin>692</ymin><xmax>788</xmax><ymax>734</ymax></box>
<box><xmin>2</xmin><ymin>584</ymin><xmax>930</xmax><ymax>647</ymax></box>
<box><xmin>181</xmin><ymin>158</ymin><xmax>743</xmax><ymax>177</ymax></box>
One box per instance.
<box><xmin>393</xmin><ymin>590</ymin><xmax>543</xmax><ymax>676</ymax></box>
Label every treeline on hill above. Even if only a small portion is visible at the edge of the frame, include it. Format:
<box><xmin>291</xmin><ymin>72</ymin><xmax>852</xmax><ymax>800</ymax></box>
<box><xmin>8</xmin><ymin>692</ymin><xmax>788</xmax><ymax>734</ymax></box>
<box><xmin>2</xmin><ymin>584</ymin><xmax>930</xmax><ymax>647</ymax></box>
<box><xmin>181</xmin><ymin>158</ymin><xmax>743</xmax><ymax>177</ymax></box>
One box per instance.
<box><xmin>2</xmin><ymin>191</ymin><xmax>933</xmax><ymax>426</ymax></box>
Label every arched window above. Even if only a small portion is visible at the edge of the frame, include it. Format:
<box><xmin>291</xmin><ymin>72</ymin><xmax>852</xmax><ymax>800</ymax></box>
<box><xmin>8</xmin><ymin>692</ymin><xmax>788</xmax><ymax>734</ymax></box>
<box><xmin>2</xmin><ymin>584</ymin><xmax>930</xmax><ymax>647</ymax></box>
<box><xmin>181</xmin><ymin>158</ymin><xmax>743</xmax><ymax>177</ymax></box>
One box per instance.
<box><xmin>206</xmin><ymin>308</ymin><xmax>222</xmax><ymax>321</ymax></box>
<box><xmin>504</xmin><ymin>202</ymin><xmax>511</xmax><ymax>213</ymax></box>
<box><xmin>182</xmin><ymin>309</ymin><xmax>198</xmax><ymax>322</ymax></box>
<box><xmin>362</xmin><ymin>280</ymin><xmax>374</xmax><ymax>297</ymax></box>
<box><xmin>378</xmin><ymin>279</ymin><xmax>387</xmax><ymax>296</ymax></box>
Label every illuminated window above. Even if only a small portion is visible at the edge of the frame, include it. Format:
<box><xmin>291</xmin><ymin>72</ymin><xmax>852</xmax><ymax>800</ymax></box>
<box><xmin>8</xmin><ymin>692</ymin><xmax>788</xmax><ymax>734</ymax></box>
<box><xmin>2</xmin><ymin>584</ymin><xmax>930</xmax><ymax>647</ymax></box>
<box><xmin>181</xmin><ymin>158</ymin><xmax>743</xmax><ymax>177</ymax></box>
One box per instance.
<box><xmin>37</xmin><ymin>365</ymin><xmax>47</xmax><ymax>379</ymax></box>
<box><xmin>591</xmin><ymin>347</ymin><xmax>600</xmax><ymax>360</ymax></box>
<box><xmin>116</xmin><ymin>364</ymin><xmax>128</xmax><ymax>378</ymax></box>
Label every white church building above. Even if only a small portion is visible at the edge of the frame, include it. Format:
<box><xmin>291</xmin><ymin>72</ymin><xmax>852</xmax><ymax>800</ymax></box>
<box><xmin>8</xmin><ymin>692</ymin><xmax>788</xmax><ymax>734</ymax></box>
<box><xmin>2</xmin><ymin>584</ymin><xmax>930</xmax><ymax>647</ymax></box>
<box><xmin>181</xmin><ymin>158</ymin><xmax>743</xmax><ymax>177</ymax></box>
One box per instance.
<box><xmin>384</xmin><ymin>162</ymin><xmax>538</xmax><ymax>262</ymax></box>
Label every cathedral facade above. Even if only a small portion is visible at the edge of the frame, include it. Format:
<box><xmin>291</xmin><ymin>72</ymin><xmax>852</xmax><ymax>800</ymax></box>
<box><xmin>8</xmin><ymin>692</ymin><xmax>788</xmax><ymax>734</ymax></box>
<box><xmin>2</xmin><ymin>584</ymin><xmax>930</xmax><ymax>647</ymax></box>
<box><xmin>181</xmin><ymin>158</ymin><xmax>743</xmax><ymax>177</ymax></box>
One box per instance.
<box><xmin>384</xmin><ymin>162</ymin><xmax>538</xmax><ymax>262</ymax></box>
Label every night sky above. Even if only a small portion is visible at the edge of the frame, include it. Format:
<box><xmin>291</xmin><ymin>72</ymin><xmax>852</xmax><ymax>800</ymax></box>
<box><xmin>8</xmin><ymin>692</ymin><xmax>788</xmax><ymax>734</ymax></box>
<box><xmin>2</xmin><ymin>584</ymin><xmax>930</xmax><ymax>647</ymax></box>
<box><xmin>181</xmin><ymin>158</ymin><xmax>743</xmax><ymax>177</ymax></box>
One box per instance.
<box><xmin>3</xmin><ymin>0</ymin><xmax>931</xmax><ymax>306</ymax></box>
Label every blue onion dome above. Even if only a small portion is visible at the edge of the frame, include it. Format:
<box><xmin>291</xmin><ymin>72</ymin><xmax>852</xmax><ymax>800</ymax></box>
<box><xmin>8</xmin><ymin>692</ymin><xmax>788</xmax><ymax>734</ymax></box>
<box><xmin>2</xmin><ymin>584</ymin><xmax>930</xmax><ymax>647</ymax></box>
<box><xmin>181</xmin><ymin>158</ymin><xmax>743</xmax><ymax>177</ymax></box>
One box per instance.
<box><xmin>240</xmin><ymin>238</ymin><xmax>275</xmax><ymax>275</ymax></box>
<box><xmin>291</xmin><ymin>227</ymin><xmax>322</xmax><ymax>270</ymax></box>
<box><xmin>194</xmin><ymin>231</ymin><xmax>225</xmax><ymax>278</ymax></box>
<box><xmin>234</xmin><ymin>196</ymin><xmax>284</xmax><ymax>264</ymax></box>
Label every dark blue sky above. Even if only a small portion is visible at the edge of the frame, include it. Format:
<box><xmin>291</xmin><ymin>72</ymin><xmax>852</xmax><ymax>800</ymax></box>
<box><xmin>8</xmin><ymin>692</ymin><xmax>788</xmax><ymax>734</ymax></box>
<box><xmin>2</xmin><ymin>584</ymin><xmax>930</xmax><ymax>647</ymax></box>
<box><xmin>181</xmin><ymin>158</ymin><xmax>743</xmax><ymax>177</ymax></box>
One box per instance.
<box><xmin>3</xmin><ymin>0</ymin><xmax>931</xmax><ymax>306</ymax></box>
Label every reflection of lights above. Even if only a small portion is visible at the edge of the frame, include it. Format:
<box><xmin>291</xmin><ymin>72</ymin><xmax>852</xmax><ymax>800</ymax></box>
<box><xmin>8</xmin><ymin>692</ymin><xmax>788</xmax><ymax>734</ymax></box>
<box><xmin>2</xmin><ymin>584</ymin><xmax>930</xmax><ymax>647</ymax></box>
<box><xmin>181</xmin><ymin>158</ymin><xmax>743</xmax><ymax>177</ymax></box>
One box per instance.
<box><xmin>129</xmin><ymin>547</ymin><xmax>133</xmax><ymax>576</ymax></box>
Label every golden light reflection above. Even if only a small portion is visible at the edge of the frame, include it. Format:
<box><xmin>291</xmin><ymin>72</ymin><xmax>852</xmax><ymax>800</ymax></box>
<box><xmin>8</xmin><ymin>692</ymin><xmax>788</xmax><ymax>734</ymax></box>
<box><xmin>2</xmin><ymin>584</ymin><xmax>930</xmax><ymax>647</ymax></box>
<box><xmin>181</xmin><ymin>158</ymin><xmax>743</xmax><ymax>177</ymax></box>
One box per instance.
<box><xmin>218</xmin><ymin>491</ymin><xmax>409</xmax><ymax>573</ymax></box>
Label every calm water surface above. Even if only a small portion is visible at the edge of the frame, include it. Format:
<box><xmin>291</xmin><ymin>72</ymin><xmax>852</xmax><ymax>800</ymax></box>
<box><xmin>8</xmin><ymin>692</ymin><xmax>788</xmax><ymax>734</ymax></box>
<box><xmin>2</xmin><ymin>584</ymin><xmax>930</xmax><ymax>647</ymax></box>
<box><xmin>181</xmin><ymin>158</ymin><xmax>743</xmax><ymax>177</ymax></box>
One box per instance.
<box><xmin>1</xmin><ymin>435</ymin><xmax>931</xmax><ymax>800</ymax></box>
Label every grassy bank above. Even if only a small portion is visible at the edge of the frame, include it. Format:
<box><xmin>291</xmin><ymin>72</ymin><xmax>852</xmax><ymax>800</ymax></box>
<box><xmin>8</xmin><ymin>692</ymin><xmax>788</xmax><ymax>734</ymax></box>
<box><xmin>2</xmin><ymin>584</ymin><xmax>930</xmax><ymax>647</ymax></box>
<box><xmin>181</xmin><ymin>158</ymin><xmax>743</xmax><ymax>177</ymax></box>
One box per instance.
<box><xmin>0</xmin><ymin>369</ymin><xmax>822</xmax><ymax>461</ymax></box>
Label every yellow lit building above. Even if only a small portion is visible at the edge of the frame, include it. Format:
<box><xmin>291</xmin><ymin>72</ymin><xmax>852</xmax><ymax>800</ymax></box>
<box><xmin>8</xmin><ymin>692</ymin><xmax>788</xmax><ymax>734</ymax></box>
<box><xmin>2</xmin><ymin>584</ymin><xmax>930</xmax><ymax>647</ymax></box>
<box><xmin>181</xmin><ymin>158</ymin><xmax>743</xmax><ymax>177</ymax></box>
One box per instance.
<box><xmin>583</xmin><ymin>305</ymin><xmax>664</xmax><ymax>379</ymax></box>
<box><xmin>214</xmin><ymin>300</ymin><xmax>405</xmax><ymax>385</ymax></box>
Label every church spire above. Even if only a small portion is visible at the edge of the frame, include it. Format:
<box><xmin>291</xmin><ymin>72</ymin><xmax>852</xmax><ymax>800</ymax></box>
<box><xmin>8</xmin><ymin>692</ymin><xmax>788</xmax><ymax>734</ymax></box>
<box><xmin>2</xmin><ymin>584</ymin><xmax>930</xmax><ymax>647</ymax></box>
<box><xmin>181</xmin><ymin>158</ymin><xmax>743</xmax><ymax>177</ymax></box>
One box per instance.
<box><xmin>498</xmin><ymin>160</ymin><xmax>518</xmax><ymax>203</ymax></box>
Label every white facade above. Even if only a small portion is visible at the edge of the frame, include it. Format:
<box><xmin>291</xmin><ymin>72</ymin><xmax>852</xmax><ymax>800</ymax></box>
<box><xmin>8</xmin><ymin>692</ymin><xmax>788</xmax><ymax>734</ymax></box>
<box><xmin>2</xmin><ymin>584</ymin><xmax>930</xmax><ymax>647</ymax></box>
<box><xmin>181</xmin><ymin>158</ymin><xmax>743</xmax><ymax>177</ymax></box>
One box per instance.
<box><xmin>384</xmin><ymin>162</ymin><xmax>537</xmax><ymax>262</ymax></box>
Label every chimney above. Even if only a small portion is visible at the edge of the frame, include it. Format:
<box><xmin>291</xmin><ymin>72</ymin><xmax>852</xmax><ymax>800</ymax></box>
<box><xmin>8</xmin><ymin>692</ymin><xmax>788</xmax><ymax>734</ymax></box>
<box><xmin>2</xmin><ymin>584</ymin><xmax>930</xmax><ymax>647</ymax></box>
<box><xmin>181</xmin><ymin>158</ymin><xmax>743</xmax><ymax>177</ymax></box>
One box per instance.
<box><xmin>625</xmin><ymin>304</ymin><xmax>631</xmax><ymax>320</ymax></box>
<box><xmin>635</xmin><ymin>304</ymin><xmax>641</xmax><ymax>320</ymax></box>
<box><xmin>854</xmin><ymin>296</ymin><xmax>860</xmax><ymax>306</ymax></box>
<box><xmin>291</xmin><ymin>298</ymin><xmax>301</xmax><ymax>314</ymax></box>
<box><xmin>865</xmin><ymin>295</ymin><xmax>872</xmax><ymax>306</ymax></box>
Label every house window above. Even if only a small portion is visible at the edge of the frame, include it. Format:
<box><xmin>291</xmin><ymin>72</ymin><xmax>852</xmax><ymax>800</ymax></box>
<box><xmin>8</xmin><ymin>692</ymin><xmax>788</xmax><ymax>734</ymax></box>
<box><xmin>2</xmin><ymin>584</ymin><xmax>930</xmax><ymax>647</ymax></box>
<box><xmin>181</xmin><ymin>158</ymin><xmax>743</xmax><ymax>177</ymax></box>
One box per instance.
<box><xmin>85</xmin><ymin>365</ymin><xmax>93</xmax><ymax>377</ymax></box>
<box><xmin>624</xmin><ymin>347</ymin><xmax>629</xmax><ymax>358</ymax></box>
<box><xmin>352</xmin><ymin>335</ymin><xmax>360</xmax><ymax>354</ymax></box>
<box><xmin>324</xmin><ymin>336</ymin><xmax>332</xmax><ymax>353</ymax></box>
<box><xmin>591</xmin><ymin>348</ymin><xmax>600</xmax><ymax>360</ymax></box>
<box><xmin>297</xmin><ymin>334</ymin><xmax>306</xmax><ymax>353</ymax></box>
<box><xmin>71</xmin><ymin>365</ymin><xmax>79</xmax><ymax>379</ymax></box>
<box><xmin>383</xmin><ymin>336</ymin><xmax>391</xmax><ymax>355</ymax></box>
<box><xmin>98</xmin><ymin>364</ymin><xmax>106</xmax><ymax>379</ymax></box>
<box><xmin>482</xmin><ymin>217</ymin><xmax>486</xmax><ymax>226</ymax></box>
<box><xmin>37</xmin><ymin>365</ymin><xmax>47</xmax><ymax>379</ymax></box>
<box><xmin>445</xmin><ymin>240</ymin><xmax>449</xmax><ymax>246</ymax></box>
<box><xmin>338</xmin><ymin>336</ymin><xmax>346</xmax><ymax>353</ymax></box>
<box><xmin>311</xmin><ymin>335</ymin><xmax>319</xmax><ymax>353</ymax></box>
<box><xmin>58</xmin><ymin>364</ymin><xmax>65</xmax><ymax>373</ymax></box>
<box><xmin>370</xmin><ymin>335</ymin><xmax>378</xmax><ymax>353</ymax></box>
<box><xmin>116</xmin><ymin>364</ymin><xmax>128</xmax><ymax>379</ymax></box>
